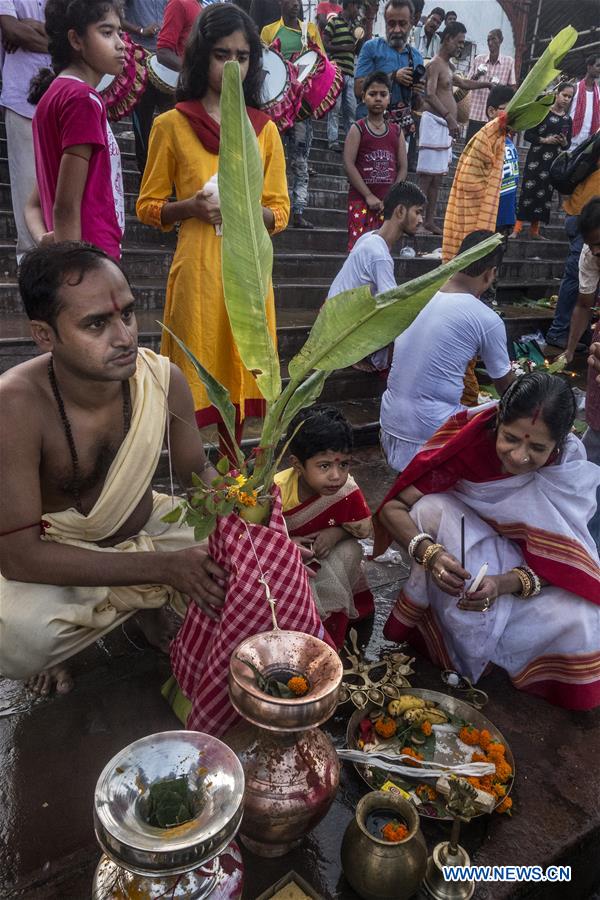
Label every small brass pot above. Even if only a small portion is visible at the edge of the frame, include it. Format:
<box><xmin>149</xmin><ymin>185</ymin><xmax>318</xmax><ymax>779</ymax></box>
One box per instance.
<box><xmin>341</xmin><ymin>791</ymin><xmax>427</xmax><ymax>900</ymax></box>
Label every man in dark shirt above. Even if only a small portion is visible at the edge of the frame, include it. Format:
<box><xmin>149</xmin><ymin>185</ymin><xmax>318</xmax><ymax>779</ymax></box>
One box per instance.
<box><xmin>250</xmin><ymin>0</ymin><xmax>302</xmax><ymax>31</ymax></box>
<box><xmin>324</xmin><ymin>0</ymin><xmax>360</xmax><ymax>150</ymax></box>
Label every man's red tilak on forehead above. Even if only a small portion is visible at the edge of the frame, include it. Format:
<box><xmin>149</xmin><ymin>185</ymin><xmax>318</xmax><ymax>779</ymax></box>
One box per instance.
<box><xmin>109</xmin><ymin>293</ymin><xmax>121</xmax><ymax>312</ymax></box>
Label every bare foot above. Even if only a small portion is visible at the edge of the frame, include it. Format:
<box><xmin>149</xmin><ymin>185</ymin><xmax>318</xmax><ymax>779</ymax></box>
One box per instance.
<box><xmin>135</xmin><ymin>606</ymin><xmax>180</xmax><ymax>654</ymax></box>
<box><xmin>26</xmin><ymin>664</ymin><xmax>74</xmax><ymax>697</ymax></box>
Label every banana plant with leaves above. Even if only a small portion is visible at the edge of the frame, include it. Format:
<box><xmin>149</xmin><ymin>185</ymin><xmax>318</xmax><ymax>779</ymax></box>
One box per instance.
<box><xmin>162</xmin><ymin>27</ymin><xmax>573</xmax><ymax>536</ymax></box>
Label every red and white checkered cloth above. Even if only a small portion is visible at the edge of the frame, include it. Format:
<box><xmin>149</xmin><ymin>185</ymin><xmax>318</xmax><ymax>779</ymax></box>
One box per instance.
<box><xmin>170</xmin><ymin>488</ymin><xmax>332</xmax><ymax>735</ymax></box>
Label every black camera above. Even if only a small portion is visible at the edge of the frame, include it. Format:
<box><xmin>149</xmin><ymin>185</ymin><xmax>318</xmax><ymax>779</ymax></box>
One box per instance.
<box><xmin>412</xmin><ymin>64</ymin><xmax>426</xmax><ymax>85</ymax></box>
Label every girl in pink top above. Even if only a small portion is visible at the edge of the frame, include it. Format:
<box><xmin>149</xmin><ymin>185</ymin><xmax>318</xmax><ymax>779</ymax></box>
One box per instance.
<box><xmin>25</xmin><ymin>0</ymin><xmax>126</xmax><ymax>259</ymax></box>
<box><xmin>343</xmin><ymin>72</ymin><xmax>407</xmax><ymax>251</ymax></box>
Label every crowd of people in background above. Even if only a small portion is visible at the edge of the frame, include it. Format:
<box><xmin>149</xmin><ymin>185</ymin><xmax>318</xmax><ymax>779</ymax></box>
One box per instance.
<box><xmin>1</xmin><ymin>0</ymin><xmax>600</xmax><ymax>708</ymax></box>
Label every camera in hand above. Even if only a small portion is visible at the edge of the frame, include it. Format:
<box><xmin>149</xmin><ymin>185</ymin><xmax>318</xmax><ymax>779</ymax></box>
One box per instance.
<box><xmin>411</xmin><ymin>64</ymin><xmax>426</xmax><ymax>85</ymax></box>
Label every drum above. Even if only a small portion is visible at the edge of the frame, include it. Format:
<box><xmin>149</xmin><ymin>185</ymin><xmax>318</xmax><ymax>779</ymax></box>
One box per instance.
<box><xmin>146</xmin><ymin>54</ymin><xmax>179</xmax><ymax>94</ymax></box>
<box><xmin>98</xmin><ymin>33</ymin><xmax>148</xmax><ymax>122</ymax></box>
<box><xmin>259</xmin><ymin>46</ymin><xmax>303</xmax><ymax>133</ymax></box>
<box><xmin>293</xmin><ymin>49</ymin><xmax>342</xmax><ymax>121</ymax></box>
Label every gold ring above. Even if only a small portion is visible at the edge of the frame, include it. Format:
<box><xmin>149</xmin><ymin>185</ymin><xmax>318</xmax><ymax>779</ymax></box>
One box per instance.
<box><xmin>481</xmin><ymin>597</ymin><xmax>490</xmax><ymax>611</ymax></box>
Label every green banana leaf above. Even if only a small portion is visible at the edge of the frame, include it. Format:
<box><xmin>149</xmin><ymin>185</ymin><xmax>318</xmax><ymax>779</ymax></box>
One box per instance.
<box><xmin>160</xmin><ymin>322</ymin><xmax>244</xmax><ymax>467</ymax></box>
<box><xmin>288</xmin><ymin>233</ymin><xmax>503</xmax><ymax>379</ymax></box>
<box><xmin>279</xmin><ymin>370</ymin><xmax>327</xmax><ymax>432</ymax></box>
<box><xmin>505</xmin><ymin>26</ymin><xmax>577</xmax><ymax>132</ymax></box>
<box><xmin>220</xmin><ymin>61</ymin><xmax>281</xmax><ymax>403</ymax></box>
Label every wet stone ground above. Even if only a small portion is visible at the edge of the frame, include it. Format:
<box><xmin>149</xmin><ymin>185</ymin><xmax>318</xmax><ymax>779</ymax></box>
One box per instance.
<box><xmin>1</xmin><ymin>448</ymin><xmax>599</xmax><ymax>899</ymax></box>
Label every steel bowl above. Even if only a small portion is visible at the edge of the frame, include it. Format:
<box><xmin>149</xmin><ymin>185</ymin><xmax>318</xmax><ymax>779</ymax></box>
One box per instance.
<box><xmin>229</xmin><ymin>629</ymin><xmax>343</xmax><ymax>731</ymax></box>
<box><xmin>94</xmin><ymin>730</ymin><xmax>245</xmax><ymax>876</ymax></box>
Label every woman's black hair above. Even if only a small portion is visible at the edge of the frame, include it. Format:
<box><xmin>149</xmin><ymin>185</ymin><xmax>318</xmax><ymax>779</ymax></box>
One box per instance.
<box><xmin>286</xmin><ymin>405</ymin><xmax>353</xmax><ymax>464</ymax></box>
<box><xmin>176</xmin><ymin>4</ymin><xmax>263</xmax><ymax>107</ymax></box>
<box><xmin>28</xmin><ymin>0</ymin><xmax>121</xmax><ymax>104</ymax></box>
<box><xmin>497</xmin><ymin>372</ymin><xmax>577</xmax><ymax>446</ymax></box>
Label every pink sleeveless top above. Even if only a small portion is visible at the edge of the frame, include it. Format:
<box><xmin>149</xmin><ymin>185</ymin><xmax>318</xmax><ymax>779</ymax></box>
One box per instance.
<box><xmin>349</xmin><ymin>118</ymin><xmax>400</xmax><ymax>203</ymax></box>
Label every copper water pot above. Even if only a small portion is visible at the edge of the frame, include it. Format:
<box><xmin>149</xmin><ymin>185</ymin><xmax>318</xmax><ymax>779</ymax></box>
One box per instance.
<box><xmin>226</xmin><ymin>629</ymin><xmax>343</xmax><ymax>857</ymax></box>
<box><xmin>341</xmin><ymin>791</ymin><xmax>427</xmax><ymax>900</ymax></box>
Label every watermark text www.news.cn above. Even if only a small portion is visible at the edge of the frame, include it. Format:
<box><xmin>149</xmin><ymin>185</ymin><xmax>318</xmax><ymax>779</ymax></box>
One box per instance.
<box><xmin>443</xmin><ymin>865</ymin><xmax>571</xmax><ymax>883</ymax></box>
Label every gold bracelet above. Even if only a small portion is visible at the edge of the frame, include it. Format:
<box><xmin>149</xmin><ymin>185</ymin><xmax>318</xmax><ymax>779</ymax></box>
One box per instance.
<box><xmin>511</xmin><ymin>566</ymin><xmax>533</xmax><ymax>599</ymax></box>
<box><xmin>421</xmin><ymin>543</ymin><xmax>445</xmax><ymax>571</ymax></box>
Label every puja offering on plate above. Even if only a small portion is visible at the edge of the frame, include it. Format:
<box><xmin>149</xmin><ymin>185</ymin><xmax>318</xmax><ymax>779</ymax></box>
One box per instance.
<box><xmin>345</xmin><ymin>688</ymin><xmax>515</xmax><ymax>820</ymax></box>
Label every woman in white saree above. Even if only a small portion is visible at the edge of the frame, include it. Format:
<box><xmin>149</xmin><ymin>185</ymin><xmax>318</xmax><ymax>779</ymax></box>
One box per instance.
<box><xmin>374</xmin><ymin>373</ymin><xmax>600</xmax><ymax>710</ymax></box>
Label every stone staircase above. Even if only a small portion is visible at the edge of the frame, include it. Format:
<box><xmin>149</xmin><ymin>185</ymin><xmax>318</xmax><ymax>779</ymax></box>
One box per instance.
<box><xmin>0</xmin><ymin>116</ymin><xmax>567</xmax><ymax>447</ymax></box>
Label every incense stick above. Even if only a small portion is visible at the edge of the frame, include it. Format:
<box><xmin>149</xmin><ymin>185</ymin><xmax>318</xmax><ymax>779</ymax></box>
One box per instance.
<box><xmin>460</xmin><ymin>515</ymin><xmax>465</xmax><ymax>569</ymax></box>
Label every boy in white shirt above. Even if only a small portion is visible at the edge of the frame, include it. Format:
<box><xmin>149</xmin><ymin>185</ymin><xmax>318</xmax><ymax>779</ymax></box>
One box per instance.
<box><xmin>327</xmin><ymin>180</ymin><xmax>426</xmax><ymax>369</ymax></box>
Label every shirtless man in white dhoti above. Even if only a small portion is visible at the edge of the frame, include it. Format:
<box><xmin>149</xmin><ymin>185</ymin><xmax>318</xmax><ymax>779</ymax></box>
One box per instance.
<box><xmin>418</xmin><ymin>21</ymin><xmax>491</xmax><ymax>234</ymax></box>
<box><xmin>0</xmin><ymin>243</ymin><xmax>226</xmax><ymax>695</ymax></box>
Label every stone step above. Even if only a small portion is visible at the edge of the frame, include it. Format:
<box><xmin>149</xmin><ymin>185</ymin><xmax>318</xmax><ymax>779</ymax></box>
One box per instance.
<box><xmin>0</xmin><ymin>265</ymin><xmax>561</xmax><ymax>315</ymax></box>
<box><xmin>272</xmin><ymin>252</ymin><xmax>565</xmax><ymax>283</ymax></box>
<box><xmin>0</xmin><ymin>177</ymin><xmax>567</xmax><ymax>233</ymax></box>
<box><xmin>0</xmin><ymin>240</ymin><xmax>566</xmax><ymax>284</ymax></box>
<box><xmin>0</xmin><ymin>205</ymin><xmax>568</xmax><ymax>259</ymax></box>
<box><xmin>0</xmin><ymin>296</ymin><xmax>557</xmax><ymax>374</ymax></box>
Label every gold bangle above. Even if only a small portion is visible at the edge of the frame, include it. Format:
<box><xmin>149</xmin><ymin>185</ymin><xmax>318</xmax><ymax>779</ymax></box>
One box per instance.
<box><xmin>421</xmin><ymin>543</ymin><xmax>445</xmax><ymax>571</ymax></box>
<box><xmin>511</xmin><ymin>566</ymin><xmax>533</xmax><ymax>599</ymax></box>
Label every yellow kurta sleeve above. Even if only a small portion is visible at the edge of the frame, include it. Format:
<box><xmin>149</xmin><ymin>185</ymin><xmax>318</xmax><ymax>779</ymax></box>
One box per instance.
<box><xmin>136</xmin><ymin>115</ymin><xmax>178</xmax><ymax>232</ymax></box>
<box><xmin>260</xmin><ymin>120</ymin><xmax>290</xmax><ymax>234</ymax></box>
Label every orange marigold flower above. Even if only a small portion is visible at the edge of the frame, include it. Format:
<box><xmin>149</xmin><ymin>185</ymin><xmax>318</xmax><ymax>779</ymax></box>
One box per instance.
<box><xmin>381</xmin><ymin>820</ymin><xmax>409</xmax><ymax>842</ymax></box>
<box><xmin>487</xmin><ymin>741</ymin><xmax>506</xmax><ymax>757</ymax></box>
<box><xmin>492</xmin><ymin>758</ymin><xmax>513</xmax><ymax>783</ymax></box>
<box><xmin>459</xmin><ymin>725</ymin><xmax>480</xmax><ymax>746</ymax></box>
<box><xmin>471</xmin><ymin>752</ymin><xmax>487</xmax><ymax>763</ymax></box>
<box><xmin>287</xmin><ymin>676</ymin><xmax>309</xmax><ymax>696</ymax></box>
<box><xmin>416</xmin><ymin>784</ymin><xmax>438</xmax><ymax>802</ymax></box>
<box><xmin>421</xmin><ymin>721</ymin><xmax>433</xmax><ymax>736</ymax></box>
<box><xmin>375</xmin><ymin>716</ymin><xmax>397</xmax><ymax>738</ymax></box>
<box><xmin>237</xmin><ymin>489</ymin><xmax>258</xmax><ymax>507</ymax></box>
<box><xmin>478</xmin><ymin>729</ymin><xmax>493</xmax><ymax>751</ymax></box>
<box><xmin>478</xmin><ymin>775</ymin><xmax>494</xmax><ymax>794</ymax></box>
<box><xmin>400</xmin><ymin>746</ymin><xmax>424</xmax><ymax>766</ymax></box>
<box><xmin>492</xmin><ymin>782</ymin><xmax>507</xmax><ymax>799</ymax></box>
<box><xmin>496</xmin><ymin>795</ymin><xmax>513</xmax><ymax>815</ymax></box>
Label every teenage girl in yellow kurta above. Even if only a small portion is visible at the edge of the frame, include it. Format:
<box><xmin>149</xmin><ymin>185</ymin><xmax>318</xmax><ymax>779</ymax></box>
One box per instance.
<box><xmin>137</xmin><ymin>4</ymin><xmax>289</xmax><ymax>446</ymax></box>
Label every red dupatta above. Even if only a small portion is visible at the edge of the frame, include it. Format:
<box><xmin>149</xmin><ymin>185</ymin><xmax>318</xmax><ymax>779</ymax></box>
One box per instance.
<box><xmin>175</xmin><ymin>99</ymin><xmax>271</xmax><ymax>154</ymax></box>
<box><xmin>374</xmin><ymin>405</ymin><xmax>600</xmax><ymax>605</ymax></box>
